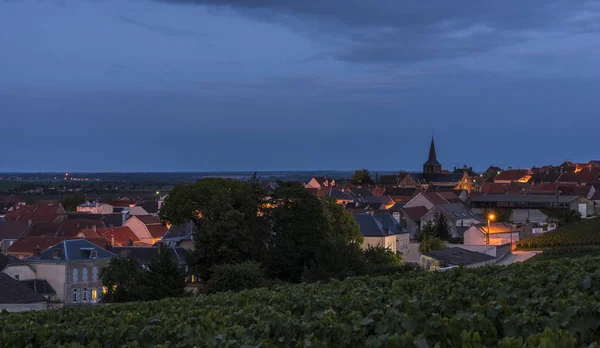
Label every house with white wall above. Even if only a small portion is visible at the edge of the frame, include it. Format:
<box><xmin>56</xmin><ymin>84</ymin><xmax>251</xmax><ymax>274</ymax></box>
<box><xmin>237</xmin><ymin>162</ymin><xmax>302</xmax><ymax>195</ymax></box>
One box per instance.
<box><xmin>464</xmin><ymin>223</ymin><xmax>521</xmax><ymax>247</ymax></box>
<box><xmin>77</xmin><ymin>202</ymin><xmax>113</xmax><ymax>215</ymax></box>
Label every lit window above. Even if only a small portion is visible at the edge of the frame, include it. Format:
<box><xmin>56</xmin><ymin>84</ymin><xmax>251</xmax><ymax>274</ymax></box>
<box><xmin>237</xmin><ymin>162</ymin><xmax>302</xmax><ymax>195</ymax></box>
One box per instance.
<box><xmin>92</xmin><ymin>288</ymin><xmax>97</xmax><ymax>302</ymax></box>
<box><xmin>72</xmin><ymin>289</ymin><xmax>78</xmax><ymax>303</ymax></box>
<box><xmin>73</xmin><ymin>268</ymin><xmax>79</xmax><ymax>283</ymax></box>
<box><xmin>82</xmin><ymin>268</ymin><xmax>88</xmax><ymax>282</ymax></box>
<box><xmin>112</xmin><ymin>285</ymin><xmax>117</xmax><ymax>292</ymax></box>
<box><xmin>82</xmin><ymin>288</ymin><xmax>88</xmax><ymax>302</ymax></box>
<box><xmin>102</xmin><ymin>286</ymin><xmax>108</xmax><ymax>295</ymax></box>
<box><xmin>191</xmin><ymin>275</ymin><xmax>195</xmax><ymax>283</ymax></box>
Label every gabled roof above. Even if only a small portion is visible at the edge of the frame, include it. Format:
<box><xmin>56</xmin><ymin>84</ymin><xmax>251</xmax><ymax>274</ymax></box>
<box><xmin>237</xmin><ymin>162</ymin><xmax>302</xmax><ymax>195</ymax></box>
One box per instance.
<box><xmin>326</xmin><ymin>189</ymin><xmax>355</xmax><ymax>201</ymax></box>
<box><xmin>494</xmin><ymin>169</ymin><xmax>533</xmax><ymax>182</ymax></box>
<box><xmin>162</xmin><ymin>222</ymin><xmax>196</xmax><ymax>241</ymax></box>
<box><xmin>480</xmin><ymin>182</ymin><xmax>510</xmax><ymax>194</ymax></box>
<box><xmin>437</xmin><ymin>203</ymin><xmax>479</xmax><ymax>221</ymax></box>
<box><xmin>372</xmin><ymin>212</ymin><xmax>406</xmax><ymax>234</ymax></box>
<box><xmin>0</xmin><ymin>274</ymin><xmax>48</xmax><ymax>304</ymax></box>
<box><xmin>352</xmin><ymin>213</ymin><xmax>399</xmax><ymax>237</ymax></box>
<box><xmin>558</xmin><ymin>168</ymin><xmax>600</xmax><ymax>183</ymax></box>
<box><xmin>138</xmin><ymin>201</ymin><xmax>160</xmax><ymax>214</ymax></box>
<box><xmin>0</xmin><ymin>220</ymin><xmax>29</xmax><ymax>240</ymax></box>
<box><xmin>420</xmin><ymin>192</ymin><xmax>449</xmax><ymax>205</ymax></box>
<box><xmin>20</xmin><ymin>279</ymin><xmax>56</xmax><ymax>296</ymax></box>
<box><xmin>471</xmin><ymin>194</ymin><xmax>588</xmax><ymax>203</ymax></box>
<box><xmin>77</xmin><ymin>202</ymin><xmax>107</xmax><ymax>207</ymax></box>
<box><xmin>427</xmin><ymin>173</ymin><xmax>465</xmax><ymax>183</ymax></box>
<box><xmin>79</xmin><ymin>227</ymin><xmax>140</xmax><ymax>246</ymax></box>
<box><xmin>102</xmin><ymin>214</ymin><xmax>126</xmax><ymax>228</ymax></box>
<box><xmin>422</xmin><ymin>247</ymin><xmax>495</xmax><ymax>266</ymax></box>
<box><xmin>400</xmin><ymin>206</ymin><xmax>430</xmax><ymax>222</ymax></box>
<box><xmin>0</xmin><ymin>253</ymin><xmax>25</xmax><ymax>272</ymax></box>
<box><xmin>437</xmin><ymin>191</ymin><xmax>462</xmax><ymax>203</ymax></box>
<box><xmin>37</xmin><ymin>239</ymin><xmax>116</xmax><ymax>261</ymax></box>
<box><xmin>361</xmin><ymin>195</ymin><xmax>394</xmax><ymax>205</ymax></box>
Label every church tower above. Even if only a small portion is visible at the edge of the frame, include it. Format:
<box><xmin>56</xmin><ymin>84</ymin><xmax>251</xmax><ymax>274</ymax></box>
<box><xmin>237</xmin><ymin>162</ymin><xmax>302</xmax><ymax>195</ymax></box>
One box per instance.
<box><xmin>423</xmin><ymin>137</ymin><xmax>442</xmax><ymax>176</ymax></box>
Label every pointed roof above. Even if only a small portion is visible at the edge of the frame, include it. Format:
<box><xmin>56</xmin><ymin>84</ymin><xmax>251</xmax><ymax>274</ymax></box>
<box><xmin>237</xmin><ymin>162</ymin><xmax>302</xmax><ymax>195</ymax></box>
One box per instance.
<box><xmin>424</xmin><ymin>137</ymin><xmax>441</xmax><ymax>166</ymax></box>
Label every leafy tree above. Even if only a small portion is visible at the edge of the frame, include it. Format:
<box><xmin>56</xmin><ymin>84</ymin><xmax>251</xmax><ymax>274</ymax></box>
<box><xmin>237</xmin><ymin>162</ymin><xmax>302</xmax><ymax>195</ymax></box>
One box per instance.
<box><xmin>419</xmin><ymin>236</ymin><xmax>446</xmax><ymax>253</ymax></box>
<box><xmin>205</xmin><ymin>261</ymin><xmax>266</xmax><ymax>293</ymax></box>
<box><xmin>142</xmin><ymin>246</ymin><xmax>186</xmax><ymax>301</ymax></box>
<box><xmin>416</xmin><ymin>220</ymin><xmax>436</xmax><ymax>241</ymax></box>
<box><xmin>351</xmin><ymin>169</ymin><xmax>373</xmax><ymax>185</ymax></box>
<box><xmin>434</xmin><ymin>212</ymin><xmax>452</xmax><ymax>241</ymax></box>
<box><xmin>265</xmin><ymin>182</ymin><xmax>331</xmax><ymax>283</ymax></box>
<box><xmin>302</xmin><ymin>236</ymin><xmax>364</xmax><ymax>282</ymax></box>
<box><xmin>320</xmin><ymin>197</ymin><xmax>363</xmax><ymax>244</ymax></box>
<box><xmin>61</xmin><ymin>193</ymin><xmax>86</xmax><ymax>211</ymax></box>
<box><xmin>100</xmin><ymin>257</ymin><xmax>145</xmax><ymax>303</ymax></box>
<box><xmin>160</xmin><ymin>178</ymin><xmax>269</xmax><ymax>280</ymax></box>
<box><xmin>362</xmin><ymin>245</ymin><xmax>403</xmax><ymax>275</ymax></box>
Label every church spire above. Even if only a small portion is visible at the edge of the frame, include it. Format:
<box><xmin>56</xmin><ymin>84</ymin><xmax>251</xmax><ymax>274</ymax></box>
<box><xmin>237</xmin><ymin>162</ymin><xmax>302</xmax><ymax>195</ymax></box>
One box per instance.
<box><xmin>428</xmin><ymin>137</ymin><xmax>437</xmax><ymax>162</ymax></box>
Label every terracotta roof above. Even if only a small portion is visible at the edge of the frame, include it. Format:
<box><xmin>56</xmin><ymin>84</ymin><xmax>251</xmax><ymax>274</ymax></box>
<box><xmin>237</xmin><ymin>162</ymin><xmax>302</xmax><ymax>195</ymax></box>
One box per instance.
<box><xmin>400</xmin><ymin>206</ymin><xmax>429</xmax><ymax>221</ymax></box>
<box><xmin>480</xmin><ymin>182</ymin><xmax>509</xmax><ymax>194</ymax></box>
<box><xmin>0</xmin><ymin>221</ymin><xmax>30</xmax><ymax>240</ymax></box>
<box><xmin>147</xmin><ymin>224</ymin><xmax>168</xmax><ymax>239</ymax></box>
<box><xmin>55</xmin><ymin>219</ymin><xmax>106</xmax><ymax>238</ymax></box>
<box><xmin>494</xmin><ymin>169</ymin><xmax>532</xmax><ymax>182</ymax></box>
<box><xmin>136</xmin><ymin>215</ymin><xmax>162</xmax><ymax>225</ymax></box>
<box><xmin>530</xmin><ymin>183</ymin><xmax>560</xmax><ymax>192</ymax></box>
<box><xmin>3</xmin><ymin>203</ymin><xmax>63</xmax><ymax>223</ymax></box>
<box><xmin>7</xmin><ymin>236</ymin><xmax>108</xmax><ymax>257</ymax></box>
<box><xmin>25</xmin><ymin>222</ymin><xmax>61</xmax><ymax>237</ymax></box>
<box><xmin>80</xmin><ymin>227</ymin><xmax>140</xmax><ymax>246</ymax></box>
<box><xmin>558</xmin><ymin>168</ymin><xmax>600</xmax><ymax>183</ymax></box>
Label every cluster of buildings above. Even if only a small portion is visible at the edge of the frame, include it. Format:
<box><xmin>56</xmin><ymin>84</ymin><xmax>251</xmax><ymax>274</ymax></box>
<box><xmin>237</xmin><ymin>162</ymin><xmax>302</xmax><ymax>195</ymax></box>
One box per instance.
<box><xmin>0</xmin><ymin>197</ymin><xmax>193</xmax><ymax>312</ymax></box>
<box><xmin>303</xmin><ymin>137</ymin><xmax>599</xmax><ymax>269</ymax></box>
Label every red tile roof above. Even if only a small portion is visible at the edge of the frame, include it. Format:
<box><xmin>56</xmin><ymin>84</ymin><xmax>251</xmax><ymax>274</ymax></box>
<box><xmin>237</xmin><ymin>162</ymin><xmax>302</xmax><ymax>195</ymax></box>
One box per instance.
<box><xmin>558</xmin><ymin>168</ymin><xmax>600</xmax><ymax>184</ymax></box>
<box><xmin>3</xmin><ymin>203</ymin><xmax>64</xmax><ymax>223</ymax></box>
<box><xmin>136</xmin><ymin>215</ymin><xmax>162</xmax><ymax>225</ymax></box>
<box><xmin>0</xmin><ymin>221</ymin><xmax>29</xmax><ymax>240</ymax></box>
<box><xmin>494</xmin><ymin>169</ymin><xmax>532</xmax><ymax>182</ymax></box>
<box><xmin>7</xmin><ymin>236</ymin><xmax>108</xmax><ymax>258</ymax></box>
<box><xmin>79</xmin><ymin>227</ymin><xmax>139</xmax><ymax>246</ymax></box>
<box><xmin>147</xmin><ymin>224</ymin><xmax>168</xmax><ymax>238</ymax></box>
<box><xmin>480</xmin><ymin>183</ymin><xmax>509</xmax><ymax>194</ymax></box>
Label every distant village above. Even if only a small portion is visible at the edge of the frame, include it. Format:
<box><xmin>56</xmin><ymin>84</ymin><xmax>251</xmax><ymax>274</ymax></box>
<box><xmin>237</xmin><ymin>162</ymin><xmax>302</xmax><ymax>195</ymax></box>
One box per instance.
<box><xmin>0</xmin><ymin>136</ymin><xmax>599</xmax><ymax>312</ymax></box>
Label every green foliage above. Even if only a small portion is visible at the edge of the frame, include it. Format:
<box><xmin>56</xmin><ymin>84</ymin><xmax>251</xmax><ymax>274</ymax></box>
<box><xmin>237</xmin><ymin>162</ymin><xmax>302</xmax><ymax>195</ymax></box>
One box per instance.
<box><xmin>265</xmin><ymin>182</ymin><xmax>331</xmax><ymax>282</ymax></box>
<box><xmin>4</xmin><ymin>256</ymin><xmax>600</xmax><ymax>346</ymax></box>
<box><xmin>416</xmin><ymin>220</ymin><xmax>435</xmax><ymax>241</ymax></box>
<box><xmin>433</xmin><ymin>212</ymin><xmax>452</xmax><ymax>240</ymax></box>
<box><xmin>361</xmin><ymin>245</ymin><xmax>404</xmax><ymax>275</ymax></box>
<box><xmin>205</xmin><ymin>261</ymin><xmax>266</xmax><ymax>294</ymax></box>
<box><xmin>160</xmin><ymin>178</ymin><xmax>269</xmax><ymax>280</ymax></box>
<box><xmin>516</xmin><ymin>217</ymin><xmax>600</xmax><ymax>250</ymax></box>
<box><xmin>351</xmin><ymin>168</ymin><xmax>373</xmax><ymax>185</ymax></box>
<box><xmin>483</xmin><ymin>208</ymin><xmax>513</xmax><ymax>223</ymax></box>
<box><xmin>61</xmin><ymin>192</ymin><xmax>86</xmax><ymax>211</ymax></box>
<box><xmin>143</xmin><ymin>246</ymin><xmax>186</xmax><ymax>300</ymax></box>
<box><xmin>540</xmin><ymin>208</ymin><xmax>581</xmax><ymax>226</ymax></box>
<box><xmin>100</xmin><ymin>257</ymin><xmax>145</xmax><ymax>302</ymax></box>
<box><xmin>320</xmin><ymin>197</ymin><xmax>363</xmax><ymax>244</ymax></box>
<box><xmin>302</xmin><ymin>237</ymin><xmax>364</xmax><ymax>282</ymax></box>
<box><xmin>419</xmin><ymin>236</ymin><xmax>446</xmax><ymax>253</ymax></box>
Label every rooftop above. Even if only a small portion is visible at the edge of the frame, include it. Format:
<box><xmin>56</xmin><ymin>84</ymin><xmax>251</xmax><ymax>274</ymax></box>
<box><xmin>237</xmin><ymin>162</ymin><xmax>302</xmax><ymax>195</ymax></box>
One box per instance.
<box><xmin>422</xmin><ymin>247</ymin><xmax>496</xmax><ymax>266</ymax></box>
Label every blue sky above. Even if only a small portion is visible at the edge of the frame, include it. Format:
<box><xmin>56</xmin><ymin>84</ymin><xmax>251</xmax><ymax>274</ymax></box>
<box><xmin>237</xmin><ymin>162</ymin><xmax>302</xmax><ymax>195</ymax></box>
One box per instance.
<box><xmin>1</xmin><ymin>0</ymin><xmax>599</xmax><ymax>172</ymax></box>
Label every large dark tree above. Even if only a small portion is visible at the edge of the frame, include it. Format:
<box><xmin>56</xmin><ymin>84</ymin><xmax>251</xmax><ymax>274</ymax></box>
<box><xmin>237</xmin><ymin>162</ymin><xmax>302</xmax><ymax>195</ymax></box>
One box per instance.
<box><xmin>160</xmin><ymin>177</ymin><xmax>269</xmax><ymax>280</ymax></box>
<box><xmin>265</xmin><ymin>182</ymin><xmax>331</xmax><ymax>283</ymax></box>
<box><xmin>143</xmin><ymin>246</ymin><xmax>186</xmax><ymax>300</ymax></box>
<box><xmin>351</xmin><ymin>169</ymin><xmax>373</xmax><ymax>185</ymax></box>
<box><xmin>100</xmin><ymin>257</ymin><xmax>145</xmax><ymax>303</ymax></box>
<box><xmin>434</xmin><ymin>212</ymin><xmax>452</xmax><ymax>241</ymax></box>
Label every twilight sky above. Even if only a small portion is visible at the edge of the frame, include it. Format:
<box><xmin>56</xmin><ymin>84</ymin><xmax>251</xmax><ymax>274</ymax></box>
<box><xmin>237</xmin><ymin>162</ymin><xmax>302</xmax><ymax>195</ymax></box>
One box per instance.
<box><xmin>1</xmin><ymin>0</ymin><xmax>599</xmax><ymax>172</ymax></box>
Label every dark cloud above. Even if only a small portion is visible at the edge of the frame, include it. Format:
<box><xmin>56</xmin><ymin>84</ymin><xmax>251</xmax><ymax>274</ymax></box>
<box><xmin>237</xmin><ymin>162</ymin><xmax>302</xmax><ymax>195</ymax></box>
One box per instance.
<box><xmin>154</xmin><ymin>0</ymin><xmax>597</xmax><ymax>63</ymax></box>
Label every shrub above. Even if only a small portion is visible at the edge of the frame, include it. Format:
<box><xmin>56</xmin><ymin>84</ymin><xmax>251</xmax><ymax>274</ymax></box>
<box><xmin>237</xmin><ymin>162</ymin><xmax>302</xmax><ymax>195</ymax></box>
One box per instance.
<box><xmin>205</xmin><ymin>261</ymin><xmax>266</xmax><ymax>293</ymax></box>
<box><xmin>361</xmin><ymin>245</ymin><xmax>403</xmax><ymax>276</ymax></box>
<box><xmin>419</xmin><ymin>236</ymin><xmax>446</xmax><ymax>253</ymax></box>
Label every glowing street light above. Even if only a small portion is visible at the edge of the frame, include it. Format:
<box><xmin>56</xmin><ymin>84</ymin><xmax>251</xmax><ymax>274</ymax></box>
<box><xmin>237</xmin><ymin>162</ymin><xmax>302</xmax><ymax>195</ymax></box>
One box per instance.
<box><xmin>487</xmin><ymin>213</ymin><xmax>496</xmax><ymax>245</ymax></box>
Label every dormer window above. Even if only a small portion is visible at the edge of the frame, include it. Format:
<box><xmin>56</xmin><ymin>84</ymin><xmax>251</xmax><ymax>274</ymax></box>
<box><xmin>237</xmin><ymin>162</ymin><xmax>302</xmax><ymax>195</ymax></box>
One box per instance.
<box><xmin>91</xmin><ymin>250</ymin><xmax>98</xmax><ymax>259</ymax></box>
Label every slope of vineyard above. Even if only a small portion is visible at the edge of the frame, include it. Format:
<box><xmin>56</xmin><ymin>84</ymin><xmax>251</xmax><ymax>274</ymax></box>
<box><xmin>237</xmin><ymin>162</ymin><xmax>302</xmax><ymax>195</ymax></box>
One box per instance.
<box><xmin>516</xmin><ymin>217</ymin><xmax>600</xmax><ymax>249</ymax></box>
<box><xmin>2</xmin><ymin>256</ymin><xmax>600</xmax><ymax>347</ymax></box>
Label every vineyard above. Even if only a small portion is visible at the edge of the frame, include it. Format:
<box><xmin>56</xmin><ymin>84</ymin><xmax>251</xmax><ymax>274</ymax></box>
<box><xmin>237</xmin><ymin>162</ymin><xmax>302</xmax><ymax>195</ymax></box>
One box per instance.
<box><xmin>2</xmin><ymin>256</ymin><xmax>600</xmax><ymax>347</ymax></box>
<box><xmin>516</xmin><ymin>217</ymin><xmax>600</xmax><ymax>249</ymax></box>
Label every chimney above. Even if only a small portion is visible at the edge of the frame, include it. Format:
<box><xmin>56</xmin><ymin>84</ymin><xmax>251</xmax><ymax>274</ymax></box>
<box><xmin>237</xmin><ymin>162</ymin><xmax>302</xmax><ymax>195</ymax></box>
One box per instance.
<box><xmin>28</xmin><ymin>219</ymin><xmax>33</xmax><ymax>228</ymax></box>
<box><xmin>92</xmin><ymin>225</ymin><xmax>97</xmax><ymax>233</ymax></box>
<box><xmin>52</xmin><ymin>247</ymin><xmax>61</xmax><ymax>260</ymax></box>
<box><xmin>33</xmin><ymin>245</ymin><xmax>42</xmax><ymax>257</ymax></box>
<box><xmin>111</xmin><ymin>235</ymin><xmax>115</xmax><ymax>246</ymax></box>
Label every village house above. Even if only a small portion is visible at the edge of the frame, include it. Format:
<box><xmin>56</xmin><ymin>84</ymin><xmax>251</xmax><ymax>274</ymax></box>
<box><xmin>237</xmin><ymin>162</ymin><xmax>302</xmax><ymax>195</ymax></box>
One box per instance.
<box><xmin>0</xmin><ymin>221</ymin><xmax>29</xmax><ymax>253</ymax></box>
<box><xmin>77</xmin><ymin>226</ymin><xmax>141</xmax><ymax>247</ymax></box>
<box><xmin>2</xmin><ymin>239</ymin><xmax>115</xmax><ymax>305</ymax></box>
<box><xmin>353</xmin><ymin>212</ymin><xmax>405</xmax><ymax>253</ymax></box>
<box><xmin>304</xmin><ymin>177</ymin><xmax>335</xmax><ymax>189</ymax></box>
<box><xmin>404</xmin><ymin>192</ymin><xmax>450</xmax><ymax>210</ymax></box>
<box><xmin>161</xmin><ymin>222</ymin><xmax>196</xmax><ymax>249</ymax></box>
<box><xmin>493</xmin><ymin>169</ymin><xmax>533</xmax><ymax>184</ymax></box>
<box><xmin>399</xmin><ymin>206</ymin><xmax>430</xmax><ymax>240</ymax></box>
<box><xmin>124</xmin><ymin>215</ymin><xmax>168</xmax><ymax>245</ymax></box>
<box><xmin>77</xmin><ymin>202</ymin><xmax>114</xmax><ymax>215</ymax></box>
<box><xmin>128</xmin><ymin>201</ymin><xmax>163</xmax><ymax>217</ymax></box>
<box><xmin>421</xmin><ymin>203</ymin><xmax>484</xmax><ymax>238</ymax></box>
<box><xmin>463</xmin><ymin>222</ymin><xmax>523</xmax><ymax>247</ymax></box>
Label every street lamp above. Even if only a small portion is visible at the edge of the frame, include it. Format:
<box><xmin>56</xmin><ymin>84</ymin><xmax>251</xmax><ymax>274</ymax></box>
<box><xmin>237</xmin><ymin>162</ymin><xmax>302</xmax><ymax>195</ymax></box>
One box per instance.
<box><xmin>487</xmin><ymin>213</ymin><xmax>496</xmax><ymax>245</ymax></box>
